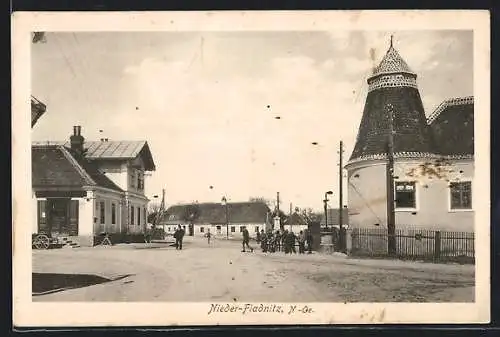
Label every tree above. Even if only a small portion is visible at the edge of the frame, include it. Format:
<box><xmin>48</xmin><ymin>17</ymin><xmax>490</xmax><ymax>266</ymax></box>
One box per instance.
<box><xmin>147</xmin><ymin>202</ymin><xmax>162</xmax><ymax>224</ymax></box>
<box><xmin>301</xmin><ymin>208</ymin><xmax>322</xmax><ymax>224</ymax></box>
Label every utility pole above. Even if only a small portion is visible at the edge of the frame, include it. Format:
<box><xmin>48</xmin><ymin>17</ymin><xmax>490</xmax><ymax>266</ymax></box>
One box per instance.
<box><xmin>276</xmin><ymin>192</ymin><xmax>282</xmax><ymax>230</ymax></box>
<box><xmin>338</xmin><ymin>140</ymin><xmax>345</xmax><ymax>253</ymax></box>
<box><xmin>338</xmin><ymin>140</ymin><xmax>344</xmax><ymax>230</ymax></box>
<box><xmin>386</xmin><ymin>104</ymin><xmax>396</xmax><ymax>256</ymax></box>
<box><xmin>289</xmin><ymin>202</ymin><xmax>292</xmax><ymax>231</ymax></box>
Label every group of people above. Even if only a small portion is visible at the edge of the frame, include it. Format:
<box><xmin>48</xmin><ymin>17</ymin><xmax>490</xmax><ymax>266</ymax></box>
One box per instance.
<box><xmin>256</xmin><ymin>228</ymin><xmax>313</xmax><ymax>254</ymax></box>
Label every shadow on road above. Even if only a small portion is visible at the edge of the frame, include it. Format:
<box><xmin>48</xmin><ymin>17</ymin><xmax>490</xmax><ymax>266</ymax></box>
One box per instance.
<box><xmin>32</xmin><ymin>273</ymin><xmax>133</xmax><ymax>296</ymax></box>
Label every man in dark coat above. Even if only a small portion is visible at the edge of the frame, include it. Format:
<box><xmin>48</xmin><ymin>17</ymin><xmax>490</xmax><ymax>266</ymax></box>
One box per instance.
<box><xmin>241</xmin><ymin>227</ymin><xmax>254</xmax><ymax>252</ymax></box>
<box><xmin>305</xmin><ymin>228</ymin><xmax>313</xmax><ymax>254</ymax></box>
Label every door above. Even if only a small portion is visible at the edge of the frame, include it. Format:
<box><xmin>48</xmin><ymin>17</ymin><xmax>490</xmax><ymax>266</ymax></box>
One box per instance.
<box><xmin>48</xmin><ymin>199</ymin><xmax>70</xmax><ymax>236</ymax></box>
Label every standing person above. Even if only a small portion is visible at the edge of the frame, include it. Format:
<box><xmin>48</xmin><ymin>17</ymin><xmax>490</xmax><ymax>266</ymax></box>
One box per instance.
<box><xmin>288</xmin><ymin>231</ymin><xmax>297</xmax><ymax>254</ymax></box>
<box><xmin>298</xmin><ymin>230</ymin><xmax>306</xmax><ymax>254</ymax></box>
<box><xmin>178</xmin><ymin>225</ymin><xmax>185</xmax><ymax>250</ymax></box>
<box><xmin>305</xmin><ymin>228</ymin><xmax>313</xmax><ymax>254</ymax></box>
<box><xmin>205</xmin><ymin>229</ymin><xmax>212</xmax><ymax>245</ymax></box>
<box><xmin>256</xmin><ymin>230</ymin><xmax>261</xmax><ymax>244</ymax></box>
<box><xmin>174</xmin><ymin>226</ymin><xmax>180</xmax><ymax>250</ymax></box>
<box><xmin>281</xmin><ymin>230</ymin><xmax>288</xmax><ymax>253</ymax></box>
<box><xmin>275</xmin><ymin>230</ymin><xmax>282</xmax><ymax>252</ymax></box>
<box><xmin>241</xmin><ymin>227</ymin><xmax>254</xmax><ymax>252</ymax></box>
<box><xmin>260</xmin><ymin>230</ymin><xmax>267</xmax><ymax>252</ymax></box>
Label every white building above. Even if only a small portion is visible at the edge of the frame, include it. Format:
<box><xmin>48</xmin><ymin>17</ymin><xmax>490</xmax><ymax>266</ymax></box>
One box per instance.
<box><xmin>32</xmin><ymin>126</ymin><xmax>156</xmax><ymax>246</ymax></box>
<box><xmin>159</xmin><ymin>201</ymin><xmax>272</xmax><ymax>239</ymax></box>
<box><xmin>345</xmin><ymin>40</ymin><xmax>474</xmax><ymax>232</ymax></box>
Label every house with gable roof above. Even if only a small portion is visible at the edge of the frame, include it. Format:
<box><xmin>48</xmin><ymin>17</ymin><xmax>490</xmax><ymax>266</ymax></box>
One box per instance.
<box><xmin>32</xmin><ymin>125</ymin><xmax>156</xmax><ymax>246</ymax></box>
<box><xmin>159</xmin><ymin>201</ymin><xmax>272</xmax><ymax>239</ymax></box>
<box><xmin>345</xmin><ymin>38</ymin><xmax>474</xmax><ymax>232</ymax></box>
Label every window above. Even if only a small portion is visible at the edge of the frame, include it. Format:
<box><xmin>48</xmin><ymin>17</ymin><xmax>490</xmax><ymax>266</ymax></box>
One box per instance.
<box><xmin>131</xmin><ymin>206</ymin><xmax>135</xmax><ymax>225</ymax></box>
<box><xmin>450</xmin><ymin>181</ymin><xmax>472</xmax><ymax>210</ymax></box>
<box><xmin>395</xmin><ymin>181</ymin><xmax>416</xmax><ymax>209</ymax></box>
<box><xmin>216</xmin><ymin>225</ymin><xmax>221</xmax><ymax>230</ymax></box>
<box><xmin>137</xmin><ymin>171</ymin><xmax>144</xmax><ymax>190</ymax></box>
<box><xmin>200</xmin><ymin>227</ymin><xmax>204</xmax><ymax>233</ymax></box>
<box><xmin>239</xmin><ymin>226</ymin><xmax>244</xmax><ymax>232</ymax></box>
<box><xmin>255</xmin><ymin>226</ymin><xmax>259</xmax><ymax>233</ymax></box>
<box><xmin>137</xmin><ymin>207</ymin><xmax>141</xmax><ymax>225</ymax></box>
<box><xmin>231</xmin><ymin>226</ymin><xmax>235</xmax><ymax>233</ymax></box>
<box><xmin>111</xmin><ymin>203</ymin><xmax>116</xmax><ymax>225</ymax></box>
<box><xmin>130</xmin><ymin>170</ymin><xmax>136</xmax><ymax>189</ymax></box>
<box><xmin>100</xmin><ymin>201</ymin><xmax>105</xmax><ymax>224</ymax></box>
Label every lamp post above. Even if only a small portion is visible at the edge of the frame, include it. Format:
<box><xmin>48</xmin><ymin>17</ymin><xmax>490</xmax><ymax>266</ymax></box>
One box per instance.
<box><xmin>221</xmin><ymin>196</ymin><xmax>229</xmax><ymax>239</ymax></box>
<box><xmin>324</xmin><ymin>191</ymin><xmax>333</xmax><ymax>230</ymax></box>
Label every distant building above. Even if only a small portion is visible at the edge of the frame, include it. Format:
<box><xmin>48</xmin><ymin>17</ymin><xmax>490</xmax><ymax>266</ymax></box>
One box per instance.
<box><xmin>159</xmin><ymin>201</ymin><xmax>272</xmax><ymax>238</ymax></box>
<box><xmin>283</xmin><ymin>212</ymin><xmax>309</xmax><ymax>233</ymax></box>
<box><xmin>32</xmin><ymin>126</ymin><xmax>156</xmax><ymax>246</ymax></box>
<box><xmin>345</xmin><ymin>39</ymin><xmax>474</xmax><ymax>232</ymax></box>
<box><xmin>319</xmin><ymin>208</ymin><xmax>349</xmax><ymax>229</ymax></box>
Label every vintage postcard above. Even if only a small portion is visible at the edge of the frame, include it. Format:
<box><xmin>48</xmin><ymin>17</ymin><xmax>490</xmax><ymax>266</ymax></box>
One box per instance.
<box><xmin>12</xmin><ymin>10</ymin><xmax>490</xmax><ymax>326</ymax></box>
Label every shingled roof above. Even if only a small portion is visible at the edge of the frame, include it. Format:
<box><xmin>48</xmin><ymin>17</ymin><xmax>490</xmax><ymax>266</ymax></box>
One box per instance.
<box><xmin>160</xmin><ymin>202</ymin><xmax>271</xmax><ymax>225</ymax></box>
<box><xmin>32</xmin><ymin>140</ymin><xmax>156</xmax><ymax>171</ymax></box>
<box><xmin>427</xmin><ymin>96</ymin><xmax>474</xmax><ymax>156</ymax></box>
<box><xmin>32</xmin><ymin>145</ymin><xmax>123</xmax><ymax>192</ymax></box>
<box><xmin>349</xmin><ymin>39</ymin><xmax>473</xmax><ymax>163</ymax></box>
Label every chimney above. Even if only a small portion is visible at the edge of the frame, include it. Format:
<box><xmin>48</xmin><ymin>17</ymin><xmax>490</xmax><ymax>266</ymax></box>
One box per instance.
<box><xmin>70</xmin><ymin>125</ymin><xmax>84</xmax><ymax>155</ymax></box>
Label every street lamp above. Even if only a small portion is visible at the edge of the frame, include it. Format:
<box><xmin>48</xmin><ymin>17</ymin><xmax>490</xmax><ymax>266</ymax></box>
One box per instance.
<box><xmin>324</xmin><ymin>191</ymin><xmax>333</xmax><ymax>230</ymax></box>
<box><xmin>221</xmin><ymin>196</ymin><xmax>229</xmax><ymax>239</ymax></box>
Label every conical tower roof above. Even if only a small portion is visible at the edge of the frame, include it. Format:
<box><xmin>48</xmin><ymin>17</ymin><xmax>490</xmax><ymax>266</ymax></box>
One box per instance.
<box><xmin>370</xmin><ymin>40</ymin><xmax>416</xmax><ymax>79</ymax></box>
<box><xmin>349</xmin><ymin>37</ymin><xmax>434</xmax><ymax>163</ymax></box>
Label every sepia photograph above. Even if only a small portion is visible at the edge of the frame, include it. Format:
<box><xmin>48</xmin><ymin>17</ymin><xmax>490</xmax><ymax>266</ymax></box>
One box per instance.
<box><xmin>13</xmin><ymin>11</ymin><xmax>490</xmax><ymax>326</ymax></box>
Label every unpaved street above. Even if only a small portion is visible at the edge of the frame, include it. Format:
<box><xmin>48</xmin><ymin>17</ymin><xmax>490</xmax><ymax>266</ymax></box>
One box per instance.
<box><xmin>32</xmin><ymin>237</ymin><xmax>475</xmax><ymax>302</ymax></box>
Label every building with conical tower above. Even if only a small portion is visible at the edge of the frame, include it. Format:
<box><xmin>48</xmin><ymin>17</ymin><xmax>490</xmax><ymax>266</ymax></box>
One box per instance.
<box><xmin>345</xmin><ymin>37</ymin><xmax>474</xmax><ymax>232</ymax></box>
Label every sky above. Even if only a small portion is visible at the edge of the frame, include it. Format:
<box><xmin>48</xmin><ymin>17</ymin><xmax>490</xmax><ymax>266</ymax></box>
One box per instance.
<box><xmin>31</xmin><ymin>30</ymin><xmax>473</xmax><ymax>212</ymax></box>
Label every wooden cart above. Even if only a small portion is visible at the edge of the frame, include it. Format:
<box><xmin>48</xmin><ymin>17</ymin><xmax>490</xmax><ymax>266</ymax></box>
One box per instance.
<box><xmin>31</xmin><ymin>233</ymin><xmax>60</xmax><ymax>250</ymax></box>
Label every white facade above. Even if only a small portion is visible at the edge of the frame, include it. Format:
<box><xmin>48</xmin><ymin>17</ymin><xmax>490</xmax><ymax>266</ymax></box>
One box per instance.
<box><xmin>346</xmin><ymin>156</ymin><xmax>474</xmax><ymax>232</ymax></box>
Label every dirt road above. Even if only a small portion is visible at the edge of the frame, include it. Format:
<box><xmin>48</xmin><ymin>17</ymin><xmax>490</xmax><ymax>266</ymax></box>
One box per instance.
<box><xmin>32</xmin><ymin>236</ymin><xmax>475</xmax><ymax>302</ymax></box>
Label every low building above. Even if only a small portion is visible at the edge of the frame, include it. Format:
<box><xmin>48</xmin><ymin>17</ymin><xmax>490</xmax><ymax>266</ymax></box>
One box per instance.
<box><xmin>159</xmin><ymin>201</ymin><xmax>272</xmax><ymax>239</ymax></box>
<box><xmin>32</xmin><ymin>126</ymin><xmax>156</xmax><ymax>246</ymax></box>
<box><xmin>282</xmin><ymin>212</ymin><xmax>309</xmax><ymax>233</ymax></box>
<box><xmin>319</xmin><ymin>208</ymin><xmax>350</xmax><ymax>229</ymax></box>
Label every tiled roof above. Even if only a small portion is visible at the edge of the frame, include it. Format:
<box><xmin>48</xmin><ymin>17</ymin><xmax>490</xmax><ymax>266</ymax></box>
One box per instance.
<box><xmin>370</xmin><ymin>45</ymin><xmax>415</xmax><ymax>79</ymax></box>
<box><xmin>320</xmin><ymin>208</ymin><xmax>349</xmax><ymax>226</ymax></box>
<box><xmin>32</xmin><ymin>145</ymin><xmax>123</xmax><ymax>192</ymax></box>
<box><xmin>160</xmin><ymin>202</ymin><xmax>271</xmax><ymax>225</ymax></box>
<box><xmin>32</xmin><ymin>140</ymin><xmax>156</xmax><ymax>171</ymax></box>
<box><xmin>428</xmin><ymin>97</ymin><xmax>474</xmax><ymax>156</ymax></box>
<box><xmin>349</xmin><ymin>86</ymin><xmax>434</xmax><ymax>161</ymax></box>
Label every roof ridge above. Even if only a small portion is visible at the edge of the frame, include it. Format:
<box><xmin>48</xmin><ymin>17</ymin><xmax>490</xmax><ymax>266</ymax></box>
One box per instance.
<box><xmin>427</xmin><ymin>96</ymin><xmax>474</xmax><ymax>124</ymax></box>
<box><xmin>58</xmin><ymin>146</ymin><xmax>96</xmax><ymax>186</ymax></box>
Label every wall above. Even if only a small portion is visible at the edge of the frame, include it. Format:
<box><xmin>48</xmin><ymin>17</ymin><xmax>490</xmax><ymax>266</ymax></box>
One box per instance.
<box><xmin>346</xmin><ymin>158</ymin><xmax>474</xmax><ymax>232</ymax></box>
<box><xmin>126</xmin><ymin>193</ymin><xmax>148</xmax><ymax>234</ymax></box>
<box><xmin>93</xmin><ymin>188</ymin><xmax>124</xmax><ymax>234</ymax></box>
<box><xmin>96</xmin><ymin>161</ymin><xmax>128</xmax><ymax>191</ymax></box>
<box><xmin>193</xmin><ymin>223</ymin><xmax>266</xmax><ymax>239</ymax></box>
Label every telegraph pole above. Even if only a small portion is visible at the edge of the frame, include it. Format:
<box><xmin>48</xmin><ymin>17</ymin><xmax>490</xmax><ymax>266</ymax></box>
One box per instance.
<box><xmin>276</xmin><ymin>192</ymin><xmax>281</xmax><ymax>230</ymax></box>
<box><xmin>386</xmin><ymin>104</ymin><xmax>396</xmax><ymax>256</ymax></box>
<box><xmin>338</xmin><ymin>140</ymin><xmax>344</xmax><ymax>230</ymax></box>
<box><xmin>338</xmin><ymin>140</ymin><xmax>345</xmax><ymax>253</ymax></box>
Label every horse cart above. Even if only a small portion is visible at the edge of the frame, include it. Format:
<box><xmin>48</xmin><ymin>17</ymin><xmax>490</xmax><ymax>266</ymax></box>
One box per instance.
<box><xmin>31</xmin><ymin>233</ymin><xmax>62</xmax><ymax>250</ymax></box>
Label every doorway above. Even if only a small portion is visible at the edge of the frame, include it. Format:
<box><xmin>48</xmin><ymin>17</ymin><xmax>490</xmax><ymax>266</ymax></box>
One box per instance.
<box><xmin>37</xmin><ymin>199</ymin><xmax>79</xmax><ymax>236</ymax></box>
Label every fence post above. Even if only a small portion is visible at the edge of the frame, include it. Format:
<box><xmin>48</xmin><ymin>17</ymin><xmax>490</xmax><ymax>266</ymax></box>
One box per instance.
<box><xmin>434</xmin><ymin>231</ymin><xmax>441</xmax><ymax>261</ymax></box>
